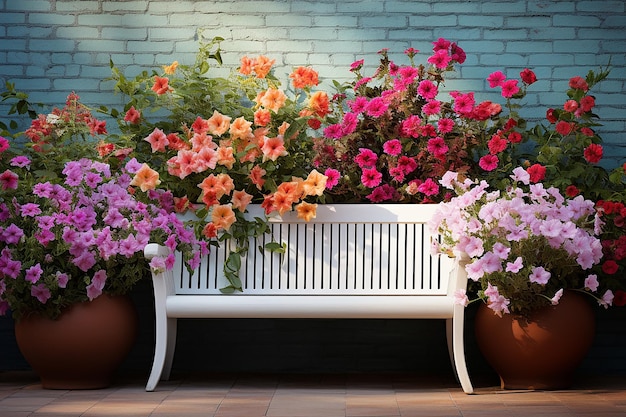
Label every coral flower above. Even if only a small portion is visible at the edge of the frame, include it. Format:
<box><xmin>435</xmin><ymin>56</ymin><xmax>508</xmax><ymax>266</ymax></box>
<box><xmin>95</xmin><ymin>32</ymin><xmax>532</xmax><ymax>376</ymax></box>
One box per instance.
<box><xmin>290</xmin><ymin>66</ymin><xmax>319</xmax><ymax>89</ymax></box>
<box><xmin>152</xmin><ymin>76</ymin><xmax>171</xmax><ymax>95</ymax></box>
<box><xmin>216</xmin><ymin>146</ymin><xmax>236</xmax><ymax>169</ymax></box>
<box><xmin>239</xmin><ymin>56</ymin><xmax>254</xmax><ymax>75</ymax></box>
<box><xmin>211</xmin><ymin>204</ymin><xmax>236</xmax><ymax>231</ymax></box>
<box><xmin>254</xmin><ymin>108</ymin><xmax>271</xmax><ymax>126</ymax></box>
<box><xmin>123</xmin><ymin>106</ymin><xmax>141</xmax><ymax>124</ymax></box>
<box><xmin>253</xmin><ymin>55</ymin><xmax>275</xmax><ymax>78</ymax></box>
<box><xmin>261</xmin><ymin>136</ymin><xmax>288</xmax><ymax>162</ymax></box>
<box><xmin>249</xmin><ymin>165</ymin><xmax>266</xmax><ymax>190</ymax></box>
<box><xmin>296</xmin><ymin>201</ymin><xmax>318</xmax><ymax>222</ymax></box>
<box><xmin>144</xmin><ymin>128</ymin><xmax>169</xmax><ymax>152</ymax></box>
<box><xmin>130</xmin><ymin>164</ymin><xmax>161</xmax><ymax>192</ymax></box>
<box><xmin>231</xmin><ymin>190</ymin><xmax>253</xmax><ymax>212</ymax></box>
<box><xmin>207</xmin><ymin>110</ymin><xmax>231</xmax><ymax>136</ymax></box>
<box><xmin>260</xmin><ymin>88</ymin><xmax>288</xmax><ymax>113</ymax></box>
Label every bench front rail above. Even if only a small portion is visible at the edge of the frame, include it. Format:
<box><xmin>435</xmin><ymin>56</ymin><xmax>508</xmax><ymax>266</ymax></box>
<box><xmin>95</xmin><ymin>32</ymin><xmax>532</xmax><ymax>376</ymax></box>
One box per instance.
<box><xmin>144</xmin><ymin>204</ymin><xmax>473</xmax><ymax>393</ymax></box>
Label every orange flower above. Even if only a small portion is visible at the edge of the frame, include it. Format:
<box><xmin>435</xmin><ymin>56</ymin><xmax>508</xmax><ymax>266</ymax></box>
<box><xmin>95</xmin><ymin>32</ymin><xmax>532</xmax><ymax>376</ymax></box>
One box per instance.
<box><xmin>123</xmin><ymin>106</ymin><xmax>141</xmax><ymax>124</ymax></box>
<box><xmin>217</xmin><ymin>146</ymin><xmax>236</xmax><ymax>169</ymax></box>
<box><xmin>260</xmin><ymin>193</ymin><xmax>274</xmax><ymax>215</ymax></box>
<box><xmin>130</xmin><ymin>164</ymin><xmax>161</xmax><ymax>192</ymax></box>
<box><xmin>207</xmin><ymin>110</ymin><xmax>231</xmax><ymax>136</ymax></box>
<box><xmin>254</xmin><ymin>108</ymin><xmax>271</xmax><ymax>126</ymax></box>
<box><xmin>216</xmin><ymin>173</ymin><xmax>235</xmax><ymax>196</ymax></box>
<box><xmin>232</xmin><ymin>189</ymin><xmax>253</xmax><ymax>212</ymax></box>
<box><xmin>260</xmin><ymin>88</ymin><xmax>287</xmax><ymax>113</ymax></box>
<box><xmin>302</xmin><ymin>169</ymin><xmax>328</xmax><ymax>197</ymax></box>
<box><xmin>296</xmin><ymin>201</ymin><xmax>317</xmax><ymax>222</ymax></box>
<box><xmin>289</xmin><ymin>66</ymin><xmax>319</xmax><ymax>89</ymax></box>
<box><xmin>261</xmin><ymin>136</ymin><xmax>288</xmax><ymax>162</ymax></box>
<box><xmin>163</xmin><ymin>61</ymin><xmax>179</xmax><ymax>75</ymax></box>
<box><xmin>249</xmin><ymin>165</ymin><xmax>266</xmax><ymax>190</ymax></box>
<box><xmin>152</xmin><ymin>76</ymin><xmax>171</xmax><ymax>95</ymax></box>
<box><xmin>211</xmin><ymin>204</ymin><xmax>236</xmax><ymax>231</ymax></box>
<box><xmin>229</xmin><ymin>116</ymin><xmax>253</xmax><ymax>140</ymax></box>
<box><xmin>144</xmin><ymin>128</ymin><xmax>169</xmax><ymax>152</ymax></box>
<box><xmin>277</xmin><ymin>180</ymin><xmax>304</xmax><ymax>201</ymax></box>
<box><xmin>309</xmin><ymin>91</ymin><xmax>330</xmax><ymax>117</ymax></box>
<box><xmin>198</xmin><ymin>174</ymin><xmax>225</xmax><ymax>199</ymax></box>
<box><xmin>278</xmin><ymin>121</ymin><xmax>290</xmax><ymax>136</ymax></box>
<box><xmin>253</xmin><ymin>55</ymin><xmax>275</xmax><ymax>78</ymax></box>
<box><xmin>239</xmin><ymin>56</ymin><xmax>254</xmax><ymax>75</ymax></box>
<box><xmin>271</xmin><ymin>191</ymin><xmax>295</xmax><ymax>216</ymax></box>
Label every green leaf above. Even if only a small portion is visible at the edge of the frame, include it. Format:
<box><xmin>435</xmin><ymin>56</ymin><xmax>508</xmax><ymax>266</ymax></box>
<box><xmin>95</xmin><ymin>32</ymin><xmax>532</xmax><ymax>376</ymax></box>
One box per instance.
<box><xmin>263</xmin><ymin>241</ymin><xmax>286</xmax><ymax>254</ymax></box>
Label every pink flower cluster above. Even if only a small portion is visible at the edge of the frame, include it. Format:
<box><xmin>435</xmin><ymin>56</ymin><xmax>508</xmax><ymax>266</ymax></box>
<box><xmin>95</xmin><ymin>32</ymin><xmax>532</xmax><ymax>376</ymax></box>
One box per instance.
<box><xmin>0</xmin><ymin>157</ymin><xmax>206</xmax><ymax>314</ymax></box>
<box><xmin>431</xmin><ymin>167</ymin><xmax>613</xmax><ymax>316</ymax></box>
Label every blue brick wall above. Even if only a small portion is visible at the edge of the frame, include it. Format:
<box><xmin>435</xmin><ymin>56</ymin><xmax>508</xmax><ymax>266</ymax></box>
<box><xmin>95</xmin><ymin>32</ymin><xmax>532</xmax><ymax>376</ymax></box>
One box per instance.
<box><xmin>0</xmin><ymin>0</ymin><xmax>625</xmax><ymax>379</ymax></box>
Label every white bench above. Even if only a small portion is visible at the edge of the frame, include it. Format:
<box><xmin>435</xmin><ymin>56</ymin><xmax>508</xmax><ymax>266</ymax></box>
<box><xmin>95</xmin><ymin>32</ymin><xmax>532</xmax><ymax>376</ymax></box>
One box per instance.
<box><xmin>143</xmin><ymin>204</ymin><xmax>473</xmax><ymax>393</ymax></box>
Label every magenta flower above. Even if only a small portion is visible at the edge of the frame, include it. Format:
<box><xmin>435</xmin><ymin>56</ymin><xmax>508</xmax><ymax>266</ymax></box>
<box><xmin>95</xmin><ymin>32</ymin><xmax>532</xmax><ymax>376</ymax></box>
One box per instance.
<box><xmin>25</xmin><ymin>263</ymin><xmax>43</xmax><ymax>283</ymax></box>
<box><xmin>1</xmin><ymin>223</ymin><xmax>24</xmax><ymax>244</ymax></box>
<box><xmin>382</xmin><ymin>139</ymin><xmax>402</xmax><ymax>156</ymax></box>
<box><xmin>0</xmin><ymin>170</ymin><xmax>18</xmax><ymax>190</ymax></box>
<box><xmin>31</xmin><ymin>284</ymin><xmax>51</xmax><ymax>304</ymax></box>
<box><xmin>360</xmin><ymin>168</ymin><xmax>382</xmax><ymax>188</ymax></box>
<box><xmin>10</xmin><ymin>156</ymin><xmax>31</xmax><ymax>168</ymax></box>
<box><xmin>354</xmin><ymin>148</ymin><xmax>378</xmax><ymax>169</ymax></box>
<box><xmin>427</xmin><ymin>49</ymin><xmax>452</xmax><ymax>69</ymax></box>
<box><xmin>324</xmin><ymin>168</ymin><xmax>340</xmax><ymax>190</ymax></box>
<box><xmin>365</xmin><ymin>97</ymin><xmax>388</xmax><ymax>118</ymax></box>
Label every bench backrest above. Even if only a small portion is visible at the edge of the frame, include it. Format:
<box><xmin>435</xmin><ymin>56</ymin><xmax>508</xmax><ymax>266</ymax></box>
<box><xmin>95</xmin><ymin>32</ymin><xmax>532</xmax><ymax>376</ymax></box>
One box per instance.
<box><xmin>173</xmin><ymin>204</ymin><xmax>455</xmax><ymax>296</ymax></box>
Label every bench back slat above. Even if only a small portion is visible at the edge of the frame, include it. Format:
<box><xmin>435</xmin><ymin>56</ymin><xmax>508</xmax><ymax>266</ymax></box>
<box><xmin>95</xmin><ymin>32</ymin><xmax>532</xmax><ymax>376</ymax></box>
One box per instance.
<box><xmin>174</xmin><ymin>204</ymin><xmax>454</xmax><ymax>295</ymax></box>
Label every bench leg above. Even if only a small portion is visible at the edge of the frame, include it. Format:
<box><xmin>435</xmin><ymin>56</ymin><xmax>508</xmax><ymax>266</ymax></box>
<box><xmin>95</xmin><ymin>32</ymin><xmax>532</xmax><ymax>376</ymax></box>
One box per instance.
<box><xmin>146</xmin><ymin>317</ymin><xmax>178</xmax><ymax>391</ymax></box>
<box><xmin>448</xmin><ymin>310</ymin><xmax>474</xmax><ymax>394</ymax></box>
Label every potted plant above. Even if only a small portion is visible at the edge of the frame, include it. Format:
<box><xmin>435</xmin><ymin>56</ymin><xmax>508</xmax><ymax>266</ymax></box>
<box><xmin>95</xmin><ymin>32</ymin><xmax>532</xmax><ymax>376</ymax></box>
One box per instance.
<box><xmin>0</xmin><ymin>93</ymin><xmax>206</xmax><ymax>389</ymax></box>
<box><xmin>429</xmin><ymin>166</ymin><xmax>618</xmax><ymax>389</ymax></box>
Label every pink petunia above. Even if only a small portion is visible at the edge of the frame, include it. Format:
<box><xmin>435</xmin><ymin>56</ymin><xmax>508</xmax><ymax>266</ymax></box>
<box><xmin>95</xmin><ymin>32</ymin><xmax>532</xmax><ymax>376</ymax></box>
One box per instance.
<box><xmin>324</xmin><ymin>168</ymin><xmax>340</xmax><ymax>190</ymax></box>
<box><xmin>529</xmin><ymin>266</ymin><xmax>551</xmax><ymax>285</ymax></box>
<box><xmin>31</xmin><ymin>284</ymin><xmax>51</xmax><ymax>304</ymax></box>
<box><xmin>487</xmin><ymin>71</ymin><xmax>506</xmax><ymax>88</ymax></box>
<box><xmin>382</xmin><ymin>139</ymin><xmax>402</xmax><ymax>156</ymax></box>
<box><xmin>361</xmin><ymin>168</ymin><xmax>382</xmax><ymax>188</ymax></box>
<box><xmin>500</xmin><ymin>79</ymin><xmax>520</xmax><ymax>98</ymax></box>
<box><xmin>478</xmin><ymin>154</ymin><xmax>499</xmax><ymax>171</ymax></box>
<box><xmin>0</xmin><ymin>170</ymin><xmax>18</xmax><ymax>190</ymax></box>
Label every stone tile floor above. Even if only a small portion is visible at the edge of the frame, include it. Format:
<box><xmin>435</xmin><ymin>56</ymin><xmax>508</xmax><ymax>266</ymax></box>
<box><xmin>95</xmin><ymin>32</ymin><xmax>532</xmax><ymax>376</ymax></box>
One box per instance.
<box><xmin>0</xmin><ymin>371</ymin><xmax>625</xmax><ymax>416</ymax></box>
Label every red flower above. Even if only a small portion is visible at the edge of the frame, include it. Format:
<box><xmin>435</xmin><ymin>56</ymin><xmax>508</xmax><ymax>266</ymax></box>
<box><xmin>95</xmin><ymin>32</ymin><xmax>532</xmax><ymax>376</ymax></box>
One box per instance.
<box><xmin>614</xmin><ymin>290</ymin><xmax>626</xmax><ymax>307</ymax></box>
<box><xmin>546</xmin><ymin>108</ymin><xmax>558</xmax><ymax>124</ymax></box>
<box><xmin>569</xmin><ymin>76</ymin><xmax>589</xmax><ymax>91</ymax></box>
<box><xmin>520</xmin><ymin>68</ymin><xmax>537</xmax><ymax>85</ymax></box>
<box><xmin>565</xmin><ymin>185</ymin><xmax>579</xmax><ymax>197</ymax></box>
<box><xmin>583</xmin><ymin>143</ymin><xmax>603</xmax><ymax>164</ymax></box>
<box><xmin>602</xmin><ymin>260</ymin><xmax>619</xmax><ymax>275</ymax></box>
<box><xmin>555</xmin><ymin>120</ymin><xmax>574</xmax><ymax>136</ymax></box>
<box><xmin>527</xmin><ymin>163</ymin><xmax>546</xmax><ymax>183</ymax></box>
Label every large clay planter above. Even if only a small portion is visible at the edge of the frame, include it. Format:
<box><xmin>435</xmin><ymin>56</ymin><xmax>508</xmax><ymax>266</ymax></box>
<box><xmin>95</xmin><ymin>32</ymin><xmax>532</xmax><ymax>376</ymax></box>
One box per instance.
<box><xmin>14</xmin><ymin>294</ymin><xmax>138</xmax><ymax>389</ymax></box>
<box><xmin>474</xmin><ymin>290</ymin><xmax>596</xmax><ymax>390</ymax></box>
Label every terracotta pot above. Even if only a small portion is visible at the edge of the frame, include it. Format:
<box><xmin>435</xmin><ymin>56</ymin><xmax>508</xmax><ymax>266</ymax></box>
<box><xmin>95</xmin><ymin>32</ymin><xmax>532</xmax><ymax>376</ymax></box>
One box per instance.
<box><xmin>474</xmin><ymin>290</ymin><xmax>596</xmax><ymax>390</ymax></box>
<box><xmin>14</xmin><ymin>294</ymin><xmax>138</xmax><ymax>389</ymax></box>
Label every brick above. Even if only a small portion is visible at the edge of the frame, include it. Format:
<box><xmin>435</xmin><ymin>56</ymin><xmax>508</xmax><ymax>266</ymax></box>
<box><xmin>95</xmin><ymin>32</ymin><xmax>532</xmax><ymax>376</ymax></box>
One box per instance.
<box><xmin>313</xmin><ymin>15</ymin><xmax>358</xmax><ymax>27</ymax></box>
<box><xmin>506</xmin><ymin>15</ymin><xmax>553</xmax><ymax>28</ymax></box>
<box><xmin>6</xmin><ymin>0</ymin><xmax>50</xmax><ymax>11</ymax></box>
<box><xmin>336</xmin><ymin>2</ymin><xmax>384</xmax><ymax>13</ymax></box>
<box><xmin>577</xmin><ymin>1</ymin><xmax>625</xmax><ymax>12</ymax></box>
<box><xmin>433</xmin><ymin>1</ymin><xmax>481</xmax><ymax>13</ymax></box>
<box><xmin>409</xmin><ymin>14</ymin><xmax>458</xmax><ymax>27</ymax></box>
<box><xmin>384</xmin><ymin>2</ymin><xmax>431</xmax><ymax>13</ymax></box>
<box><xmin>290</xmin><ymin>1</ymin><xmax>337</xmax><ymax>14</ymax></box>
<box><xmin>56</xmin><ymin>26</ymin><xmax>100</xmax><ymax>40</ymax></box>
<box><xmin>552</xmin><ymin>14</ymin><xmax>602</xmax><ymax>27</ymax></box>
<box><xmin>56</xmin><ymin>1</ymin><xmax>100</xmax><ymax>12</ymax></box>
<box><xmin>148</xmin><ymin>27</ymin><xmax>196</xmax><ymax>41</ymax></box>
<box><xmin>361</xmin><ymin>15</ymin><xmax>408</xmax><ymax>28</ymax></box>
<box><xmin>528</xmin><ymin>1</ymin><xmax>575</xmax><ymax>13</ymax></box>
<box><xmin>506</xmin><ymin>41</ymin><xmax>553</xmax><ymax>53</ymax></box>
<box><xmin>28</xmin><ymin>13</ymin><xmax>75</xmax><ymax>25</ymax></box>
<box><xmin>101</xmin><ymin>27</ymin><xmax>147</xmax><ymax>41</ymax></box>
<box><xmin>28</xmin><ymin>39</ymin><xmax>75</xmax><ymax>52</ymax></box>
<box><xmin>102</xmin><ymin>1</ymin><xmax>150</xmax><ymax>12</ymax></box>
<box><xmin>0</xmin><ymin>13</ymin><xmax>25</xmax><ymax>24</ymax></box>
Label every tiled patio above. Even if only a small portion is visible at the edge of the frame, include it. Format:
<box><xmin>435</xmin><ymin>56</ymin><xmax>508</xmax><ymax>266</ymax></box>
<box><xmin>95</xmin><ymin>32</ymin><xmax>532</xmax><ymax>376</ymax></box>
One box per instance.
<box><xmin>0</xmin><ymin>371</ymin><xmax>625</xmax><ymax>417</ymax></box>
